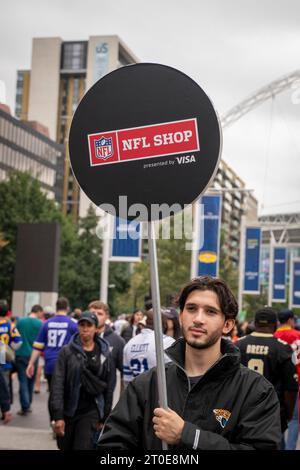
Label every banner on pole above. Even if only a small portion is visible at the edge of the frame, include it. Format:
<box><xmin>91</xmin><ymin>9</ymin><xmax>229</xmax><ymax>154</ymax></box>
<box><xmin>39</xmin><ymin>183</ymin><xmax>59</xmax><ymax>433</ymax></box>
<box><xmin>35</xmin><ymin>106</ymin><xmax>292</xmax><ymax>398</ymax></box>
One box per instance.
<box><xmin>243</xmin><ymin>227</ymin><xmax>261</xmax><ymax>294</ymax></box>
<box><xmin>290</xmin><ymin>258</ymin><xmax>300</xmax><ymax>308</ymax></box>
<box><xmin>192</xmin><ymin>194</ymin><xmax>222</xmax><ymax>278</ymax></box>
<box><xmin>110</xmin><ymin>217</ymin><xmax>141</xmax><ymax>262</ymax></box>
<box><xmin>271</xmin><ymin>246</ymin><xmax>287</xmax><ymax>303</ymax></box>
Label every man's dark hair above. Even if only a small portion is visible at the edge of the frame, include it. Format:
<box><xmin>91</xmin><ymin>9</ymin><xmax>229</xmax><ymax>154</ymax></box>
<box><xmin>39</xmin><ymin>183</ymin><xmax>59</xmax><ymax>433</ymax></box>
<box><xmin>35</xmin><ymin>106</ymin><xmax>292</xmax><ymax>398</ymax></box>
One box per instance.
<box><xmin>31</xmin><ymin>304</ymin><xmax>43</xmax><ymax>314</ymax></box>
<box><xmin>177</xmin><ymin>276</ymin><xmax>238</xmax><ymax>320</ymax></box>
<box><xmin>278</xmin><ymin>309</ymin><xmax>294</xmax><ymax>324</ymax></box>
<box><xmin>144</xmin><ymin>310</ymin><xmax>168</xmax><ymax>334</ymax></box>
<box><xmin>56</xmin><ymin>297</ymin><xmax>69</xmax><ymax>311</ymax></box>
<box><xmin>0</xmin><ymin>299</ymin><xmax>8</xmax><ymax>317</ymax></box>
<box><xmin>144</xmin><ymin>299</ymin><xmax>153</xmax><ymax>312</ymax></box>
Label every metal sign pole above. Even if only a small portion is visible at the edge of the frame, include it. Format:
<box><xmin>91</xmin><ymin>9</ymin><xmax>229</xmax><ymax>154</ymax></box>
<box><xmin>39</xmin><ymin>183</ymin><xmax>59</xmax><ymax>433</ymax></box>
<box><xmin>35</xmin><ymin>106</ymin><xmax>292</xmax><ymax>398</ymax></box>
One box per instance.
<box><xmin>100</xmin><ymin>213</ymin><xmax>111</xmax><ymax>303</ymax></box>
<box><xmin>289</xmin><ymin>255</ymin><xmax>294</xmax><ymax>310</ymax></box>
<box><xmin>147</xmin><ymin>221</ymin><xmax>168</xmax><ymax>450</ymax></box>
<box><xmin>238</xmin><ymin>215</ymin><xmax>246</xmax><ymax>312</ymax></box>
<box><xmin>268</xmin><ymin>240</ymin><xmax>274</xmax><ymax>306</ymax></box>
<box><xmin>190</xmin><ymin>201</ymin><xmax>201</xmax><ymax>279</ymax></box>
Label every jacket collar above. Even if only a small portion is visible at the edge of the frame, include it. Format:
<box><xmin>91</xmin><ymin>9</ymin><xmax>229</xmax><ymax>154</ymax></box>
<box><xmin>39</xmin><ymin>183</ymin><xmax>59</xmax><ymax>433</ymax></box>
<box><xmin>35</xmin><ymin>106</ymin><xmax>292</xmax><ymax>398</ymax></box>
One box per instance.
<box><xmin>276</xmin><ymin>326</ymin><xmax>292</xmax><ymax>332</ymax></box>
<box><xmin>103</xmin><ymin>324</ymin><xmax>114</xmax><ymax>337</ymax></box>
<box><xmin>70</xmin><ymin>332</ymin><xmax>110</xmax><ymax>358</ymax></box>
<box><xmin>251</xmin><ymin>332</ymin><xmax>274</xmax><ymax>337</ymax></box>
<box><xmin>165</xmin><ymin>337</ymin><xmax>240</xmax><ymax>380</ymax></box>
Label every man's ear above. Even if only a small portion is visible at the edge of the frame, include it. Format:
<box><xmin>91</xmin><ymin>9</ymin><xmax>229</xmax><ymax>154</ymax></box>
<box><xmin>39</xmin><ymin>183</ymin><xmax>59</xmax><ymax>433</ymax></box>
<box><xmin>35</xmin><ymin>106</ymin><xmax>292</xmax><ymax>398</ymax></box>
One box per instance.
<box><xmin>223</xmin><ymin>318</ymin><xmax>235</xmax><ymax>335</ymax></box>
<box><xmin>179</xmin><ymin>311</ymin><xmax>183</xmax><ymax>327</ymax></box>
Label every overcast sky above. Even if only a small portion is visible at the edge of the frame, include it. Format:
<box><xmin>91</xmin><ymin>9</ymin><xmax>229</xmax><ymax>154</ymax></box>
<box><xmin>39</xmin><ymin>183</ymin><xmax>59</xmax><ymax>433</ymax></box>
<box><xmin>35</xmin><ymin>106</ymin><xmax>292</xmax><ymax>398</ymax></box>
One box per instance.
<box><xmin>0</xmin><ymin>0</ymin><xmax>299</xmax><ymax>216</ymax></box>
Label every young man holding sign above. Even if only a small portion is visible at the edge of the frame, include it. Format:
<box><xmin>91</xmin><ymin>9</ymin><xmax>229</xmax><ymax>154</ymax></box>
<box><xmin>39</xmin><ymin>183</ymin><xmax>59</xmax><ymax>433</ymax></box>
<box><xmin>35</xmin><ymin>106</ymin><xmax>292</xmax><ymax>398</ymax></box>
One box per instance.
<box><xmin>98</xmin><ymin>276</ymin><xmax>281</xmax><ymax>450</ymax></box>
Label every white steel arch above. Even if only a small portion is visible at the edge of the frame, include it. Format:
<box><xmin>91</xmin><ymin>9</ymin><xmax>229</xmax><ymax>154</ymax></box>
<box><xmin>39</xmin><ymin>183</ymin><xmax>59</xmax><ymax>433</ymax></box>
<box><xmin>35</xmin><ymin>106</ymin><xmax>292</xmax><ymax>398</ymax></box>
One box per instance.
<box><xmin>221</xmin><ymin>69</ymin><xmax>300</xmax><ymax>129</ymax></box>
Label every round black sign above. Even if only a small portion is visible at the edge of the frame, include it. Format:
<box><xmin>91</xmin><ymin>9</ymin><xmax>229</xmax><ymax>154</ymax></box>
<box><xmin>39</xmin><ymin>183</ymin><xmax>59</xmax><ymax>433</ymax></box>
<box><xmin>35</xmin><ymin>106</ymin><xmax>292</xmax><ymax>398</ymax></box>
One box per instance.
<box><xmin>69</xmin><ymin>63</ymin><xmax>222</xmax><ymax>221</ymax></box>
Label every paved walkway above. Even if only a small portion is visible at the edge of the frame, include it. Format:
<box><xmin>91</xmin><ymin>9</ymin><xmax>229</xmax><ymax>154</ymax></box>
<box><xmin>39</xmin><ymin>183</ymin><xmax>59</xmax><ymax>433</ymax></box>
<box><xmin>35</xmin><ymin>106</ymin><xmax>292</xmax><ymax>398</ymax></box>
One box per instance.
<box><xmin>0</xmin><ymin>377</ymin><xmax>57</xmax><ymax>450</ymax></box>
<box><xmin>0</xmin><ymin>371</ymin><xmax>122</xmax><ymax>450</ymax></box>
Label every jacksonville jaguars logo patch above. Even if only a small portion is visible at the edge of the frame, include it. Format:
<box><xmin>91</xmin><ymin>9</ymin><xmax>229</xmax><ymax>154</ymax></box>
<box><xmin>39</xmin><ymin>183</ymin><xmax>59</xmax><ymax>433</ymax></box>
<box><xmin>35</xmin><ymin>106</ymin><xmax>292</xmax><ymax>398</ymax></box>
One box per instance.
<box><xmin>213</xmin><ymin>409</ymin><xmax>231</xmax><ymax>429</ymax></box>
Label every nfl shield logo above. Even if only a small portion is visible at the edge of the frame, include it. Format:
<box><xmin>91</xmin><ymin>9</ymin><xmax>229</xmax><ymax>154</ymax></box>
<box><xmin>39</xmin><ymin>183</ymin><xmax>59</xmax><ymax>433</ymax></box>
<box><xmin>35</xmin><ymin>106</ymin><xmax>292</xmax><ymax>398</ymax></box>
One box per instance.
<box><xmin>95</xmin><ymin>137</ymin><xmax>113</xmax><ymax>160</ymax></box>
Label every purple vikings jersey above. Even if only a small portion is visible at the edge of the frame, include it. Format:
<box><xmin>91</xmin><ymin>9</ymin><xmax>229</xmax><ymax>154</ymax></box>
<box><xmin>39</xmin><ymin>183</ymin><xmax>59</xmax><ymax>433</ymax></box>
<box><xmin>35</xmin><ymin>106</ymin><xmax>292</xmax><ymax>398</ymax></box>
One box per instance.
<box><xmin>33</xmin><ymin>315</ymin><xmax>78</xmax><ymax>374</ymax></box>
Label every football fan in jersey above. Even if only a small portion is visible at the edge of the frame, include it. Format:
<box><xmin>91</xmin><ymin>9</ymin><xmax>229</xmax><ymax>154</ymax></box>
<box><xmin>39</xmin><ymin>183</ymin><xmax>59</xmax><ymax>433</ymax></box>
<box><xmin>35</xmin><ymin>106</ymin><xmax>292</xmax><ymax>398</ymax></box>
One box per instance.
<box><xmin>274</xmin><ymin>309</ymin><xmax>300</xmax><ymax>450</ymax></box>
<box><xmin>27</xmin><ymin>298</ymin><xmax>77</xmax><ymax>389</ymax></box>
<box><xmin>123</xmin><ymin>310</ymin><xmax>175</xmax><ymax>385</ymax></box>
<box><xmin>0</xmin><ymin>299</ymin><xmax>22</xmax><ymax>373</ymax></box>
<box><xmin>275</xmin><ymin>310</ymin><xmax>300</xmax><ymax>381</ymax></box>
<box><xmin>236</xmin><ymin>307</ymin><xmax>298</xmax><ymax>436</ymax></box>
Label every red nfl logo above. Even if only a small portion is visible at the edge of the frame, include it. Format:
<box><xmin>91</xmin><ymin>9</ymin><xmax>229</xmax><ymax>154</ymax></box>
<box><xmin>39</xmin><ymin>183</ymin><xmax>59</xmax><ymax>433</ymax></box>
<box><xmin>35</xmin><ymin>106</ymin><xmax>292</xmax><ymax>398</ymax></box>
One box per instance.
<box><xmin>95</xmin><ymin>137</ymin><xmax>113</xmax><ymax>160</ymax></box>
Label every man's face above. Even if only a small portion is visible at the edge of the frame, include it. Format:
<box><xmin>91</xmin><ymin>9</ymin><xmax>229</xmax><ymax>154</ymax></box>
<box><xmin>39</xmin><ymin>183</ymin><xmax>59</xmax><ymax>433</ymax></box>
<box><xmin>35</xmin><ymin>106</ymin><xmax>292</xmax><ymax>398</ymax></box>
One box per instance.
<box><xmin>78</xmin><ymin>320</ymin><xmax>97</xmax><ymax>343</ymax></box>
<box><xmin>180</xmin><ymin>289</ymin><xmax>234</xmax><ymax>350</ymax></box>
<box><xmin>90</xmin><ymin>308</ymin><xmax>107</xmax><ymax>329</ymax></box>
<box><xmin>36</xmin><ymin>310</ymin><xmax>44</xmax><ymax>320</ymax></box>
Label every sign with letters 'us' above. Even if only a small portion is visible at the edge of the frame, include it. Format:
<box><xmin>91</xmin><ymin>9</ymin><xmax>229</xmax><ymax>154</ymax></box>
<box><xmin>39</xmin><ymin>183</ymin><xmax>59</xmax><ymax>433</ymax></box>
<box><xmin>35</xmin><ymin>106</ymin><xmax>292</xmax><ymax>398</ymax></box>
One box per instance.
<box><xmin>69</xmin><ymin>63</ymin><xmax>222</xmax><ymax>221</ymax></box>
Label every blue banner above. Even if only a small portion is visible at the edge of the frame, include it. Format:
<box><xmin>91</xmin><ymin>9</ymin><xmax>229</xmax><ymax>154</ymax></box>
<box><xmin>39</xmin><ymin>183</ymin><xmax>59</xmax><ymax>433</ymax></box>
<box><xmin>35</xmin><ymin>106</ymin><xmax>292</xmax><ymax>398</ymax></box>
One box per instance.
<box><xmin>110</xmin><ymin>217</ymin><xmax>141</xmax><ymax>262</ymax></box>
<box><xmin>272</xmin><ymin>247</ymin><xmax>287</xmax><ymax>303</ymax></box>
<box><xmin>196</xmin><ymin>194</ymin><xmax>222</xmax><ymax>277</ymax></box>
<box><xmin>291</xmin><ymin>259</ymin><xmax>300</xmax><ymax>308</ymax></box>
<box><xmin>243</xmin><ymin>227</ymin><xmax>261</xmax><ymax>294</ymax></box>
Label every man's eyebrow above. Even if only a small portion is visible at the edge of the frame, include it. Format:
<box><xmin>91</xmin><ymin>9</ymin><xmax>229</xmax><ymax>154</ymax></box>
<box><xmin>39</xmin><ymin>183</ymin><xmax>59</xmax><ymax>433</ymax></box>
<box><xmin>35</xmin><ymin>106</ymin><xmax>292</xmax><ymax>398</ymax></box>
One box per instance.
<box><xmin>185</xmin><ymin>303</ymin><xmax>222</xmax><ymax>313</ymax></box>
<box><xmin>204</xmin><ymin>305</ymin><xmax>222</xmax><ymax>313</ymax></box>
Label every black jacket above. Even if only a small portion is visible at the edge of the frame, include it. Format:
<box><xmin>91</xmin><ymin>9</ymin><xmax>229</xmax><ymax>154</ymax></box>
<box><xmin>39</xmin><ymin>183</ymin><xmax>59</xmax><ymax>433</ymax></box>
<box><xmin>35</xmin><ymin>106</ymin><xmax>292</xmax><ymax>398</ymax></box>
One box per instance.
<box><xmin>98</xmin><ymin>338</ymin><xmax>281</xmax><ymax>450</ymax></box>
<box><xmin>121</xmin><ymin>324</ymin><xmax>142</xmax><ymax>343</ymax></box>
<box><xmin>121</xmin><ymin>324</ymin><xmax>134</xmax><ymax>343</ymax></box>
<box><xmin>102</xmin><ymin>326</ymin><xmax>125</xmax><ymax>388</ymax></box>
<box><xmin>50</xmin><ymin>333</ymin><xmax>115</xmax><ymax>422</ymax></box>
<box><xmin>236</xmin><ymin>332</ymin><xmax>298</xmax><ymax>432</ymax></box>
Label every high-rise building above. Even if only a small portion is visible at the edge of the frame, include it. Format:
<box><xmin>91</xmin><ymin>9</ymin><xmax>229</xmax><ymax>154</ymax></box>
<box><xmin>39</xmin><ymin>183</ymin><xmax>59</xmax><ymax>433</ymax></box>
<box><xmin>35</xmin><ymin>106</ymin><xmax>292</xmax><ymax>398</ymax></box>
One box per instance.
<box><xmin>15</xmin><ymin>71</ymin><xmax>30</xmax><ymax>121</ymax></box>
<box><xmin>16</xmin><ymin>36</ymin><xmax>138</xmax><ymax>220</ymax></box>
<box><xmin>0</xmin><ymin>104</ymin><xmax>64</xmax><ymax>200</ymax></box>
<box><xmin>212</xmin><ymin>159</ymin><xmax>258</xmax><ymax>265</ymax></box>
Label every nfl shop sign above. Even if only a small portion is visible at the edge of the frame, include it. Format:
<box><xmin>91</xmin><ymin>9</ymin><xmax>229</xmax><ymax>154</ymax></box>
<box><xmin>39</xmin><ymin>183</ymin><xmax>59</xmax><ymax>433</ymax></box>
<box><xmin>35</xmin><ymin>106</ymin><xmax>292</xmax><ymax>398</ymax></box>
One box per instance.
<box><xmin>69</xmin><ymin>63</ymin><xmax>221</xmax><ymax>221</ymax></box>
<box><xmin>88</xmin><ymin>119</ymin><xmax>199</xmax><ymax>166</ymax></box>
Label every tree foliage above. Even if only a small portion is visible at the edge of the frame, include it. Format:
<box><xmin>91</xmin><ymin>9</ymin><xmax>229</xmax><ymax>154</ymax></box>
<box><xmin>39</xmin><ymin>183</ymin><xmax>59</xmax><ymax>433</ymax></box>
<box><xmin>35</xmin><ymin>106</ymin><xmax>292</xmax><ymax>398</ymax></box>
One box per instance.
<box><xmin>0</xmin><ymin>171</ymin><xmax>65</xmax><ymax>302</ymax></box>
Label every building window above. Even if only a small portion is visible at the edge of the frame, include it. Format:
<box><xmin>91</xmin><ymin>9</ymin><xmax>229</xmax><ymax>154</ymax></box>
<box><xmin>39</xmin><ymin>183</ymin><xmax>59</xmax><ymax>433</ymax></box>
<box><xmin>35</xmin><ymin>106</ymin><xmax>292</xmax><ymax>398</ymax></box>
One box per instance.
<box><xmin>61</xmin><ymin>42</ymin><xmax>87</xmax><ymax>71</ymax></box>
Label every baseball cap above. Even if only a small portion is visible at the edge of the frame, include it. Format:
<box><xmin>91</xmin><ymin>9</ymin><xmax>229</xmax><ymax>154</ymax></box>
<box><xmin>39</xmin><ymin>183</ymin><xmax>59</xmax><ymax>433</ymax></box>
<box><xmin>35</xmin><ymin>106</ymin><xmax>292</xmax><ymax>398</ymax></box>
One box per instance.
<box><xmin>255</xmin><ymin>307</ymin><xmax>277</xmax><ymax>326</ymax></box>
<box><xmin>163</xmin><ymin>307</ymin><xmax>178</xmax><ymax>319</ymax></box>
<box><xmin>78</xmin><ymin>311</ymin><xmax>98</xmax><ymax>327</ymax></box>
<box><xmin>278</xmin><ymin>309</ymin><xmax>294</xmax><ymax>324</ymax></box>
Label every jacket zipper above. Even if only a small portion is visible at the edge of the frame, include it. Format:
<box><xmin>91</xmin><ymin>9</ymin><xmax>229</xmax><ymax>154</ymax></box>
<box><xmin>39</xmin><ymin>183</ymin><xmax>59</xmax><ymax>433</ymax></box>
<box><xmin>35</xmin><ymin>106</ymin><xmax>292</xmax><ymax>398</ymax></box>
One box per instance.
<box><xmin>167</xmin><ymin>353</ymin><xmax>230</xmax><ymax>417</ymax></box>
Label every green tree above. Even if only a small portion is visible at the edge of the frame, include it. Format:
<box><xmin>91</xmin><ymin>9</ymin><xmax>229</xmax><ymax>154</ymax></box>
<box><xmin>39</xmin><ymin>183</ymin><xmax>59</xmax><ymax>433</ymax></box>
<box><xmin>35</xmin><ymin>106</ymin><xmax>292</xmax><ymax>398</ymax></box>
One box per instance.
<box><xmin>0</xmin><ymin>171</ymin><xmax>66</xmax><ymax>302</ymax></box>
<box><xmin>219</xmin><ymin>229</ymin><xmax>239</xmax><ymax>298</ymax></box>
<box><xmin>113</xmin><ymin>216</ymin><xmax>192</xmax><ymax>312</ymax></box>
<box><xmin>59</xmin><ymin>204</ymin><xmax>102</xmax><ymax>309</ymax></box>
<box><xmin>243</xmin><ymin>289</ymin><xmax>268</xmax><ymax>321</ymax></box>
<box><xmin>112</xmin><ymin>258</ymin><xmax>150</xmax><ymax>314</ymax></box>
<box><xmin>108</xmin><ymin>262</ymin><xmax>131</xmax><ymax>316</ymax></box>
<box><xmin>157</xmin><ymin>230</ymin><xmax>190</xmax><ymax>305</ymax></box>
